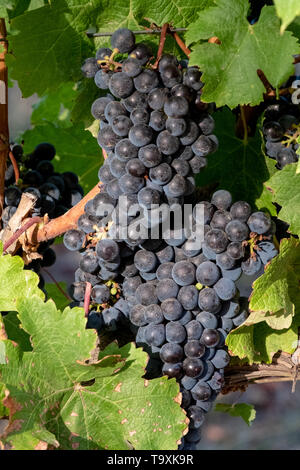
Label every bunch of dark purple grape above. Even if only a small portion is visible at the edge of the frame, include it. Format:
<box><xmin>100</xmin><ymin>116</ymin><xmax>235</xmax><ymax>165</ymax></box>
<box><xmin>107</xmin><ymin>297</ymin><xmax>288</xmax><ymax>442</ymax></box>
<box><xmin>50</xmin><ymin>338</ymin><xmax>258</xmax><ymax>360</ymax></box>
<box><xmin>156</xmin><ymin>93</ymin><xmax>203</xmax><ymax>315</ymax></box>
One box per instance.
<box><xmin>64</xmin><ymin>28</ymin><xmax>279</xmax><ymax>450</ymax></box>
<box><xmin>262</xmin><ymin>100</ymin><xmax>300</xmax><ymax>169</ymax></box>
<box><xmin>3</xmin><ymin>142</ymin><xmax>83</xmax><ymax>291</ymax></box>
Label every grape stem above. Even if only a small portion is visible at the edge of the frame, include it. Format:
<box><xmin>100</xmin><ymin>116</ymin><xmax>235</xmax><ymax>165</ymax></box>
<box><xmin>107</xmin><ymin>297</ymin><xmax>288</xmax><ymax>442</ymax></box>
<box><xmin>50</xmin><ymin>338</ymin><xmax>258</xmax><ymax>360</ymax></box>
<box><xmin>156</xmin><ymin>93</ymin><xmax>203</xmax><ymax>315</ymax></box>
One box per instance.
<box><xmin>3</xmin><ymin>216</ymin><xmax>41</xmax><ymax>252</ymax></box>
<box><xmin>153</xmin><ymin>23</ymin><xmax>169</xmax><ymax>69</ymax></box>
<box><xmin>0</xmin><ymin>18</ymin><xmax>9</xmax><ymax>222</ymax></box>
<box><xmin>84</xmin><ymin>282</ymin><xmax>92</xmax><ymax>317</ymax></box>
<box><xmin>223</xmin><ymin>351</ymin><xmax>300</xmax><ymax>393</ymax></box>
<box><xmin>42</xmin><ymin>268</ymin><xmax>72</xmax><ymax>301</ymax></box>
<box><xmin>8</xmin><ymin>150</ymin><xmax>20</xmax><ymax>184</ymax></box>
<box><xmin>172</xmin><ymin>31</ymin><xmax>191</xmax><ymax>57</ymax></box>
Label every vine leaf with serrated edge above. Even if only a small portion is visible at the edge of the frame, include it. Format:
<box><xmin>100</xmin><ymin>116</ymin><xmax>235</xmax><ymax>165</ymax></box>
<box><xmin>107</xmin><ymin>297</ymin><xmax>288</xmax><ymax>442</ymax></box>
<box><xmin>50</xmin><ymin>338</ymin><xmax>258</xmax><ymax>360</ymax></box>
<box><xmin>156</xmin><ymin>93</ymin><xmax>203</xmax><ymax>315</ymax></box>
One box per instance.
<box><xmin>0</xmin><ymin>296</ymin><xmax>187</xmax><ymax>450</ymax></box>
<box><xmin>185</xmin><ymin>0</ymin><xmax>299</xmax><ymax>108</ymax></box>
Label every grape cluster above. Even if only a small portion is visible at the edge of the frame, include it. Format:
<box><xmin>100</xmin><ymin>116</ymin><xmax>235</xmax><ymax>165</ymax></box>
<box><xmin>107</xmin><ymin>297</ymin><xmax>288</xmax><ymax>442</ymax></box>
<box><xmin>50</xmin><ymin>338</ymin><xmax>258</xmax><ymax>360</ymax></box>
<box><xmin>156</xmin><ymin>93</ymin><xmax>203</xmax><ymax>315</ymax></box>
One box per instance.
<box><xmin>65</xmin><ymin>28</ymin><xmax>279</xmax><ymax>450</ymax></box>
<box><xmin>263</xmin><ymin>101</ymin><xmax>300</xmax><ymax>169</ymax></box>
<box><xmin>3</xmin><ymin>142</ymin><xmax>83</xmax><ymax>291</ymax></box>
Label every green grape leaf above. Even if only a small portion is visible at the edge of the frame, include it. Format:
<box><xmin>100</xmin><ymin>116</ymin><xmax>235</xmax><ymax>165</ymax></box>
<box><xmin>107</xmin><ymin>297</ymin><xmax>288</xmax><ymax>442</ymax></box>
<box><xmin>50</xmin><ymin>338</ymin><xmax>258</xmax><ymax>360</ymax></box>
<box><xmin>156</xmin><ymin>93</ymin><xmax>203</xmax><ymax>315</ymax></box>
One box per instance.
<box><xmin>6</xmin><ymin>0</ymin><xmax>84</xmax><ymax>98</ymax></box>
<box><xmin>45</xmin><ymin>282</ymin><xmax>71</xmax><ymax>312</ymax></box>
<box><xmin>226</xmin><ymin>318</ymin><xmax>298</xmax><ymax>363</ymax></box>
<box><xmin>20</xmin><ymin>122</ymin><xmax>102</xmax><ymax>193</ymax></box>
<box><xmin>0</xmin><ymin>382</ymin><xmax>8</xmax><ymax>418</ymax></box>
<box><xmin>196</xmin><ymin>108</ymin><xmax>277</xmax><ymax>213</ymax></box>
<box><xmin>274</xmin><ymin>0</ymin><xmax>300</xmax><ymax>33</ymax></box>
<box><xmin>215</xmin><ymin>403</ymin><xmax>256</xmax><ymax>426</ymax></box>
<box><xmin>0</xmin><ymin>243</ymin><xmax>44</xmax><ymax>312</ymax></box>
<box><xmin>0</xmin><ymin>296</ymin><xmax>186</xmax><ymax>450</ymax></box>
<box><xmin>297</xmin><ymin>137</ymin><xmax>300</xmax><ymax>173</ymax></box>
<box><xmin>6</xmin><ymin>0</ymin><xmax>208</xmax><ymax>99</ymax></box>
<box><xmin>266</xmin><ymin>163</ymin><xmax>300</xmax><ymax>237</ymax></box>
<box><xmin>31</xmin><ymin>82</ymin><xmax>77</xmax><ymax>127</ymax></box>
<box><xmin>2</xmin><ymin>312</ymin><xmax>32</xmax><ymax>352</ymax></box>
<box><xmin>249</xmin><ymin>238</ymin><xmax>300</xmax><ymax>330</ymax></box>
<box><xmin>71</xmin><ymin>78</ymin><xmax>103</xmax><ymax>128</ymax></box>
<box><xmin>186</xmin><ymin>1</ymin><xmax>299</xmax><ymax>108</ymax></box>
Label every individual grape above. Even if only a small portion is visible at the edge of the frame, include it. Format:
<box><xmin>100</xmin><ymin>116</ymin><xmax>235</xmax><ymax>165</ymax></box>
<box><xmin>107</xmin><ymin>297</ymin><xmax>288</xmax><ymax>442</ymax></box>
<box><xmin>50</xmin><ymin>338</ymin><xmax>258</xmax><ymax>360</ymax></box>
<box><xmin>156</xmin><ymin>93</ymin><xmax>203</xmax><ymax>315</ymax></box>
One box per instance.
<box><xmin>144</xmin><ymin>323</ymin><xmax>165</xmax><ymax>346</ymax></box>
<box><xmin>86</xmin><ymin>311</ymin><xmax>104</xmax><ymax>330</ymax></box>
<box><xmin>211</xmin><ymin>190</ymin><xmax>232</xmax><ymax>210</ymax></box>
<box><xmin>4</xmin><ymin>186</ymin><xmax>22</xmax><ymax>206</ymax></box>
<box><xmin>189</xmin><ymin>155</ymin><xmax>207</xmax><ymax>174</ymax></box>
<box><xmin>192</xmin><ymin>135</ymin><xmax>218</xmax><ymax>156</ymax></box>
<box><xmin>178</xmin><ymin>310</ymin><xmax>193</xmax><ymax>326</ymax></box>
<box><xmin>144</xmin><ymin>304</ymin><xmax>164</xmax><ymax>324</ymax></box>
<box><xmin>92</xmin><ymin>192</ymin><xmax>116</xmax><ymax>216</ymax></box>
<box><xmin>193</xmin><ymin>201</ymin><xmax>214</xmax><ymax>225</ymax></box>
<box><xmin>196</xmin><ymin>311</ymin><xmax>218</xmax><ymax>329</ymax></box>
<box><xmin>161</xmin><ymin>64</ymin><xmax>182</xmax><ymax>88</ymax></box>
<box><xmin>115</xmin><ymin>138</ymin><xmax>138</xmax><ymax>161</ymax></box>
<box><xmin>171</xmin><ymin>83</ymin><xmax>194</xmax><ymax>102</ymax></box>
<box><xmin>181</xmin><ymin>389</ymin><xmax>192</xmax><ymax>409</ymax></box>
<box><xmin>180</xmin><ymin>120</ymin><xmax>200</xmax><ymax>146</ymax></box>
<box><xmin>158</xmin><ymin>54</ymin><xmax>178</xmax><ymax>72</ymax></box>
<box><xmin>102</xmin><ymin>307</ymin><xmax>122</xmax><ymax>331</ymax></box>
<box><xmin>204</xmin><ymin>229</ymin><xmax>228</xmax><ymax>253</ymax></box>
<box><xmin>196</xmin><ymin>261</ymin><xmax>220</xmax><ymax>286</ymax></box>
<box><xmin>157</xmin><ymin>130</ymin><xmax>180</xmax><ymax>155</ymax></box>
<box><xmin>138</xmin><ymin>144</ymin><xmax>162</xmax><ymax>168</ymax></box>
<box><xmin>200</xmin><ymin>328</ymin><xmax>220</xmax><ymax>348</ymax></box>
<box><xmin>162</xmin><ymin>362</ymin><xmax>183</xmax><ymax>379</ymax></box>
<box><xmin>171</xmin><ymin>159</ymin><xmax>190</xmax><ymax>177</ymax></box>
<box><xmin>129</xmin><ymin>124</ymin><xmax>153</xmax><ymax>147</ymax></box>
<box><xmin>123</xmin><ymin>276</ymin><xmax>142</xmax><ymax>295</ymax></box>
<box><xmin>172</xmin><ymin>261</ymin><xmax>196</xmax><ymax>286</ymax></box>
<box><xmin>247</xmin><ymin>212</ymin><xmax>272</xmax><ymax>234</ymax></box>
<box><xmin>126</xmin><ymin>159</ymin><xmax>146</xmax><ymax>177</ymax></box>
<box><xmin>81</xmin><ymin>57</ymin><xmax>99</xmax><ymax>78</ymax></box>
<box><xmin>191</xmin><ymin>381</ymin><xmax>211</xmax><ymax>401</ymax></box>
<box><xmin>91</xmin><ymin>96</ymin><xmax>113</xmax><ymax>120</ymax></box>
<box><xmin>96</xmin><ymin>239</ymin><xmax>119</xmax><ymax>261</ymax></box>
<box><xmin>123</xmin><ymin>90</ymin><xmax>148</xmax><ymax>111</ymax></box>
<box><xmin>136</xmin><ymin>283</ymin><xmax>158</xmax><ymax>306</ymax></box>
<box><xmin>184</xmin><ymin>341</ymin><xmax>205</xmax><ymax>358</ymax></box>
<box><xmin>183</xmin><ymin>67</ymin><xmax>203</xmax><ymax>91</ymax></box>
<box><xmin>187</xmin><ymin>406</ymin><xmax>205</xmax><ymax>429</ymax></box>
<box><xmin>137</xmin><ymin>187</ymin><xmax>160</xmax><ymax>209</ymax></box>
<box><xmin>216</xmin><ymin>251</ymin><xmax>236</xmax><ymax>270</ymax></box>
<box><xmin>161</xmin><ymin>298</ymin><xmax>183</xmax><ymax>321</ymax></box>
<box><xmin>149</xmin><ymin>163</ymin><xmax>172</xmax><ymax>185</ymax></box>
<box><xmin>181</xmin><ymin>375</ymin><xmax>197</xmax><ymax>390</ymax></box>
<box><xmin>198</xmin><ymin>288</ymin><xmax>221</xmax><ymax>313</ymax></box>
<box><xmin>109</xmin><ymin>72</ymin><xmax>134</xmax><ymax>99</ymax></box>
<box><xmin>185</xmin><ymin>320</ymin><xmax>203</xmax><ymax>340</ymax></box>
<box><xmin>177</xmin><ymin>146</ymin><xmax>194</xmax><ymax>161</ymax></box>
<box><xmin>277</xmin><ymin>147</ymin><xmax>298</xmax><ymax>169</ymax></box>
<box><xmin>148</xmin><ymin>87</ymin><xmax>168</xmax><ymax>110</ymax></box>
<box><xmin>221</xmin><ymin>317</ymin><xmax>234</xmax><ymax>332</ymax></box>
<box><xmin>63</xmin><ymin>229</ymin><xmax>85</xmax><ymax>251</ymax></box>
<box><xmin>160</xmin><ymin>343</ymin><xmax>184</xmax><ymax>363</ymax></box>
<box><xmin>112</xmin><ymin>115</ymin><xmax>133</xmax><ymax>136</ymax></box>
<box><xmin>263</xmin><ymin>121</ymin><xmax>284</xmax><ymax>141</ymax></box>
<box><xmin>211</xmin><ymin>350</ymin><xmax>230</xmax><ymax>368</ymax></box>
<box><xmin>119</xmin><ymin>174</ymin><xmax>144</xmax><ymax>194</ymax></box>
<box><xmin>183</xmin><ymin>357</ymin><xmax>204</xmax><ymax>378</ymax></box>
<box><xmin>210</xmin><ymin>210</ymin><xmax>232</xmax><ymax>230</ymax></box>
<box><xmin>177</xmin><ymin>285</ymin><xmax>199</xmax><ymax>310</ymax></box>
<box><xmin>96</xmin><ymin>47</ymin><xmax>112</xmax><ymax>60</ymax></box>
<box><xmin>225</xmin><ymin>219</ymin><xmax>249</xmax><ymax>242</ymax></box>
<box><xmin>241</xmin><ymin>256</ymin><xmax>262</xmax><ymax>275</ymax></box>
<box><xmin>111</xmin><ymin>28</ymin><xmax>135</xmax><ymax>53</ymax></box>
<box><xmin>104</xmin><ymin>101</ymin><xmax>127</xmax><ymax>123</ymax></box>
<box><xmin>149</xmin><ymin>110</ymin><xmax>167</xmax><ymax>132</ymax></box>
<box><xmin>79</xmin><ymin>251</ymin><xmax>99</xmax><ymax>274</ymax></box>
<box><xmin>230</xmin><ymin>201</ymin><xmax>252</xmax><ymax>222</ymax></box>
<box><xmin>165</xmin><ymin>321</ymin><xmax>187</xmax><ymax>343</ymax></box>
<box><xmin>256</xmin><ymin>241</ymin><xmax>278</xmax><ymax>265</ymax></box>
<box><xmin>221</xmin><ymin>266</ymin><xmax>242</xmax><ymax>281</ymax></box>
<box><xmin>130</xmin><ymin>107</ymin><xmax>149</xmax><ymax>125</ymax></box>
<box><xmin>129</xmin><ymin>43</ymin><xmax>152</xmax><ymax>65</ymax></box>
<box><xmin>134</xmin><ymin>250</ymin><xmax>157</xmax><ymax>272</ymax></box>
<box><xmin>134</xmin><ymin>69</ymin><xmax>159</xmax><ymax>93</ymax></box>
<box><xmin>198</xmin><ymin>113</ymin><xmax>215</xmax><ymax>135</ymax></box>
<box><xmin>129</xmin><ymin>304</ymin><xmax>147</xmax><ymax>326</ymax></box>
<box><xmin>156</xmin><ymin>262</ymin><xmax>175</xmax><ymax>280</ymax></box>
<box><xmin>226</xmin><ymin>241</ymin><xmax>245</xmax><ymax>260</ymax></box>
<box><xmin>91</xmin><ymin>284</ymin><xmax>111</xmax><ymax>304</ymax></box>
<box><xmin>122</xmin><ymin>57</ymin><xmax>142</xmax><ymax>77</ymax></box>
<box><xmin>164</xmin><ymin>96</ymin><xmax>189</xmax><ymax>118</ymax></box>
<box><xmin>36</xmin><ymin>160</ymin><xmax>54</xmax><ymax>178</ymax></box>
<box><xmin>97</xmin><ymin>126</ymin><xmax>121</xmax><ymax>150</ymax></box>
<box><xmin>213</xmin><ymin>277</ymin><xmax>236</xmax><ymax>300</ymax></box>
<box><xmin>157</xmin><ymin>279</ymin><xmax>179</xmax><ymax>301</ymax></box>
<box><xmin>109</xmin><ymin>156</ymin><xmax>126</xmax><ymax>178</ymax></box>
